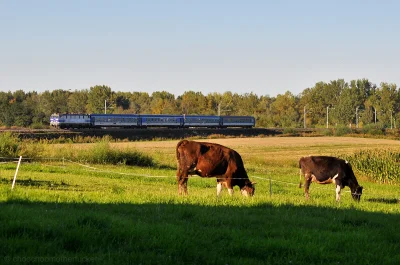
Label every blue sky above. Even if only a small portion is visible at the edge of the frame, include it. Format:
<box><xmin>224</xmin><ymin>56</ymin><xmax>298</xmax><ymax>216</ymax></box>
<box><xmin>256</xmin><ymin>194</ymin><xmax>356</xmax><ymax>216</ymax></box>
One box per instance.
<box><xmin>1</xmin><ymin>0</ymin><xmax>399</xmax><ymax>97</ymax></box>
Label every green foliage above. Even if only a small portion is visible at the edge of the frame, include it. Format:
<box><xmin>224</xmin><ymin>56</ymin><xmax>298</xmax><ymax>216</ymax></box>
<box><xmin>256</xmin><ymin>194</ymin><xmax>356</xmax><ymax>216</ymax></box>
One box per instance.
<box><xmin>30</xmin><ymin>122</ymin><xmax>46</xmax><ymax>129</ymax></box>
<box><xmin>334</xmin><ymin>126</ymin><xmax>352</xmax><ymax>136</ymax></box>
<box><xmin>362</xmin><ymin>124</ymin><xmax>384</xmax><ymax>135</ymax></box>
<box><xmin>345</xmin><ymin>149</ymin><xmax>400</xmax><ymax>184</ymax></box>
<box><xmin>86</xmin><ymin>85</ymin><xmax>113</xmax><ymax>113</ymax></box>
<box><xmin>0</xmin><ymin>132</ymin><xmax>20</xmax><ymax>157</ymax></box>
<box><xmin>0</xmin><ymin>134</ymin><xmax>154</xmax><ymax>167</ymax></box>
<box><xmin>282</xmin><ymin>127</ymin><xmax>298</xmax><ymax>135</ymax></box>
<box><xmin>46</xmin><ymin>138</ymin><xmax>155</xmax><ymax>167</ymax></box>
<box><xmin>322</xmin><ymin>128</ymin><xmax>334</xmax><ymax>136</ymax></box>
<box><xmin>0</xmin><ymin>79</ymin><xmax>399</xmax><ymax>130</ymax></box>
<box><xmin>270</xmin><ymin>91</ymin><xmax>299</xmax><ymax>127</ymax></box>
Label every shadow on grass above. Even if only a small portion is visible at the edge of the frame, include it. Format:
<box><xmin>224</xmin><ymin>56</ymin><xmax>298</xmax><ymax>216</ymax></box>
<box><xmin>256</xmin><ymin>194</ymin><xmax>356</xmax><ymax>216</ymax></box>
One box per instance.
<box><xmin>1</xmin><ymin>178</ymin><xmax>70</xmax><ymax>188</ymax></box>
<box><xmin>1</xmin><ymin>199</ymin><xmax>399</xmax><ymax>265</ymax></box>
<box><xmin>366</xmin><ymin>197</ymin><xmax>399</xmax><ymax>204</ymax></box>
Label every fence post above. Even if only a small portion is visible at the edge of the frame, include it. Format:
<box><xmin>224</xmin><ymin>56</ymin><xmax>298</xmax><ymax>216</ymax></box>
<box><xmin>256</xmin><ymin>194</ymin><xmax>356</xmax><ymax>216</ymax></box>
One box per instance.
<box><xmin>11</xmin><ymin>156</ymin><xmax>22</xmax><ymax>190</ymax></box>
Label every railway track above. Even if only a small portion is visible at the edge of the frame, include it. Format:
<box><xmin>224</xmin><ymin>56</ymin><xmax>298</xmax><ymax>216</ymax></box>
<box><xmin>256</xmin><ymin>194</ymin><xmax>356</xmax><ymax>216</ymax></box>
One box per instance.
<box><xmin>3</xmin><ymin>127</ymin><xmax>284</xmax><ymax>141</ymax></box>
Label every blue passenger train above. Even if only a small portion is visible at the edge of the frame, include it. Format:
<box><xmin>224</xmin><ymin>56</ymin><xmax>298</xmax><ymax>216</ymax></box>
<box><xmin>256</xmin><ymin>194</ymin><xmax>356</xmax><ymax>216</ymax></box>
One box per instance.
<box><xmin>50</xmin><ymin>113</ymin><xmax>255</xmax><ymax>129</ymax></box>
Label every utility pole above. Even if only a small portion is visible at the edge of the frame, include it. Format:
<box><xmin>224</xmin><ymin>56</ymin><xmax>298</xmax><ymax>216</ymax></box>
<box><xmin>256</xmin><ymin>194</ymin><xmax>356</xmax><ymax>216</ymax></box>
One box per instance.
<box><xmin>391</xmin><ymin>110</ymin><xmax>393</xmax><ymax>129</ymax></box>
<box><xmin>326</xmin><ymin>106</ymin><xmax>334</xmax><ymax>128</ymax></box>
<box><xmin>356</xmin><ymin>106</ymin><xmax>359</xmax><ymax>128</ymax></box>
<box><xmin>105</xmin><ymin>99</ymin><xmax>107</xmax><ymax>114</ymax></box>
<box><xmin>304</xmin><ymin>106</ymin><xmax>307</xmax><ymax>129</ymax></box>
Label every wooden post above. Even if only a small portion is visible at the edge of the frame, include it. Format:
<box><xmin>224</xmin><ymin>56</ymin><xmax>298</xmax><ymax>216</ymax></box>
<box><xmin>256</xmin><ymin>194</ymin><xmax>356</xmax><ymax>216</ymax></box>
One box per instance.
<box><xmin>11</xmin><ymin>156</ymin><xmax>22</xmax><ymax>190</ymax></box>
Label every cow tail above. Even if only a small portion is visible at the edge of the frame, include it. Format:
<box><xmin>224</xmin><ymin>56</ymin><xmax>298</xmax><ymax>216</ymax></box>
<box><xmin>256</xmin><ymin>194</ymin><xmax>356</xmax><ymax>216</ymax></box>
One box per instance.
<box><xmin>176</xmin><ymin>139</ymin><xmax>188</xmax><ymax>160</ymax></box>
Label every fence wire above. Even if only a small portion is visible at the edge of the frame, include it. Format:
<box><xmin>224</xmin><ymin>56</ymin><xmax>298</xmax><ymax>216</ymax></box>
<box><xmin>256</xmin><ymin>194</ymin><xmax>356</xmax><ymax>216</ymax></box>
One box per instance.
<box><xmin>1</xmin><ymin>156</ymin><xmax>397</xmax><ymax>198</ymax></box>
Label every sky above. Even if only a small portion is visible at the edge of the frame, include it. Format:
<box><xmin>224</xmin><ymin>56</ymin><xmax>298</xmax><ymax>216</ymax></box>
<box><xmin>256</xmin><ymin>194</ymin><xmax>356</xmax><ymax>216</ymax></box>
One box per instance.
<box><xmin>1</xmin><ymin>0</ymin><xmax>399</xmax><ymax>97</ymax></box>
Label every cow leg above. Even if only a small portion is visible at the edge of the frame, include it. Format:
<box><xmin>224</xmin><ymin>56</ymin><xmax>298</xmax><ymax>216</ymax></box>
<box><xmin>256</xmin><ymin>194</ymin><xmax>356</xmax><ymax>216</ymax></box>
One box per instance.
<box><xmin>304</xmin><ymin>173</ymin><xmax>312</xmax><ymax>199</ymax></box>
<box><xmin>225</xmin><ymin>179</ymin><xmax>234</xmax><ymax>196</ymax></box>
<box><xmin>180</xmin><ymin>176</ymin><xmax>188</xmax><ymax>195</ymax></box>
<box><xmin>216</xmin><ymin>182</ymin><xmax>223</xmax><ymax>196</ymax></box>
<box><xmin>299</xmin><ymin>169</ymin><xmax>303</xmax><ymax>188</ymax></box>
<box><xmin>219</xmin><ymin>180</ymin><xmax>234</xmax><ymax>196</ymax></box>
<box><xmin>176</xmin><ymin>167</ymin><xmax>182</xmax><ymax>194</ymax></box>
<box><xmin>176</xmin><ymin>170</ymin><xmax>189</xmax><ymax>195</ymax></box>
<box><xmin>335</xmin><ymin>180</ymin><xmax>342</xmax><ymax>202</ymax></box>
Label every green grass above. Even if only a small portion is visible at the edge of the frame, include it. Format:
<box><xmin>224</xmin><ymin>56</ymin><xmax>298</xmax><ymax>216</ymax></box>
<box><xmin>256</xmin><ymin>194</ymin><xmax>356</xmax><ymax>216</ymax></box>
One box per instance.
<box><xmin>1</xmin><ymin>137</ymin><xmax>400</xmax><ymax>265</ymax></box>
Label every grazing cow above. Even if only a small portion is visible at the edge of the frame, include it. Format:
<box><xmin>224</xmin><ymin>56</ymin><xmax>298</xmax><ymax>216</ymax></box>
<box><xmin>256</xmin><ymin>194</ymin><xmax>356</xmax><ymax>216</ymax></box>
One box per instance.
<box><xmin>299</xmin><ymin>156</ymin><xmax>363</xmax><ymax>201</ymax></box>
<box><xmin>176</xmin><ymin>140</ymin><xmax>255</xmax><ymax>196</ymax></box>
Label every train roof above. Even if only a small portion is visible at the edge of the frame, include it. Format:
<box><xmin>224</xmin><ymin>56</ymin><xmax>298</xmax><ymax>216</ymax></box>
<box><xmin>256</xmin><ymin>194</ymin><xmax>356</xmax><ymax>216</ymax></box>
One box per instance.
<box><xmin>90</xmin><ymin>113</ymin><xmax>139</xmax><ymax>116</ymax></box>
<box><xmin>184</xmin><ymin>115</ymin><xmax>220</xmax><ymax>117</ymax></box>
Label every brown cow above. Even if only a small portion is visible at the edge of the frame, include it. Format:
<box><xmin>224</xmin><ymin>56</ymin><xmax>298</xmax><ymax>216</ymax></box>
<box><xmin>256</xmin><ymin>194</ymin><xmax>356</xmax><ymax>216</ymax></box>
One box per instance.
<box><xmin>299</xmin><ymin>156</ymin><xmax>363</xmax><ymax>201</ymax></box>
<box><xmin>176</xmin><ymin>140</ymin><xmax>255</xmax><ymax>196</ymax></box>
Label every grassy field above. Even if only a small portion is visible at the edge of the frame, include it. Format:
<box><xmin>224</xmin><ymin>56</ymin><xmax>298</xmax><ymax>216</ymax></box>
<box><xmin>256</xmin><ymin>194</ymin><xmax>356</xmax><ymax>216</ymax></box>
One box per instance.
<box><xmin>1</xmin><ymin>137</ymin><xmax>400</xmax><ymax>264</ymax></box>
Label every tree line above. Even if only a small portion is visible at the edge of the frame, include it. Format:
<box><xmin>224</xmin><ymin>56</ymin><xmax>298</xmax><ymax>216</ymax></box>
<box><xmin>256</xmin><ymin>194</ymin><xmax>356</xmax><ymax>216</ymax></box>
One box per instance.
<box><xmin>0</xmin><ymin>78</ymin><xmax>398</xmax><ymax>129</ymax></box>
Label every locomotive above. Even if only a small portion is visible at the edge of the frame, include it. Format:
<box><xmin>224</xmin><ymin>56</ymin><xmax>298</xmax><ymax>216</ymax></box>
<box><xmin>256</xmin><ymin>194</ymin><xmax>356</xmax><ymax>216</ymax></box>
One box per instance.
<box><xmin>50</xmin><ymin>113</ymin><xmax>255</xmax><ymax>129</ymax></box>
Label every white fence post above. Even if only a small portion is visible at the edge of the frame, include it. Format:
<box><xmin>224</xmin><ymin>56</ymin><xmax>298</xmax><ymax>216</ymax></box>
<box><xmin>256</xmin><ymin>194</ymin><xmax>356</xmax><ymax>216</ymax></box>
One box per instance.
<box><xmin>11</xmin><ymin>156</ymin><xmax>22</xmax><ymax>190</ymax></box>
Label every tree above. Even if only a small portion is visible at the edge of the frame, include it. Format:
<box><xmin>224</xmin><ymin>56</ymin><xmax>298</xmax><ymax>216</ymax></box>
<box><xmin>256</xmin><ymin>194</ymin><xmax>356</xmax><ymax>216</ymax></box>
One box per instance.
<box><xmin>335</xmin><ymin>85</ymin><xmax>363</xmax><ymax>127</ymax></box>
<box><xmin>113</xmin><ymin>92</ymin><xmax>131</xmax><ymax>113</ymax></box>
<box><xmin>236</xmin><ymin>92</ymin><xmax>259</xmax><ymax>116</ymax></box>
<box><xmin>0</xmin><ymin>91</ymin><xmax>13</xmax><ymax>126</ymax></box>
<box><xmin>375</xmin><ymin>82</ymin><xmax>398</xmax><ymax>128</ymax></box>
<box><xmin>255</xmin><ymin>95</ymin><xmax>274</xmax><ymax>127</ymax></box>
<box><xmin>300</xmin><ymin>80</ymin><xmax>345</xmax><ymax>127</ymax></box>
<box><xmin>150</xmin><ymin>91</ymin><xmax>177</xmax><ymax>114</ymax></box>
<box><xmin>178</xmin><ymin>91</ymin><xmax>207</xmax><ymax>114</ymax></box>
<box><xmin>25</xmin><ymin>92</ymin><xmax>47</xmax><ymax>126</ymax></box>
<box><xmin>270</xmin><ymin>91</ymin><xmax>299</xmax><ymax>127</ymax></box>
<box><xmin>217</xmin><ymin>92</ymin><xmax>234</xmax><ymax>116</ymax></box>
<box><xmin>68</xmin><ymin>89</ymin><xmax>88</xmax><ymax>113</ymax></box>
<box><xmin>129</xmin><ymin>92</ymin><xmax>151</xmax><ymax>114</ymax></box>
<box><xmin>86</xmin><ymin>85</ymin><xmax>113</xmax><ymax>113</ymax></box>
<box><xmin>204</xmin><ymin>93</ymin><xmax>219</xmax><ymax>115</ymax></box>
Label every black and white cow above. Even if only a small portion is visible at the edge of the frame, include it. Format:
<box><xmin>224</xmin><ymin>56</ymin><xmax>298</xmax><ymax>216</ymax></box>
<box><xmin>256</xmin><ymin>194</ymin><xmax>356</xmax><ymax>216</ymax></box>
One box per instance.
<box><xmin>299</xmin><ymin>156</ymin><xmax>363</xmax><ymax>201</ymax></box>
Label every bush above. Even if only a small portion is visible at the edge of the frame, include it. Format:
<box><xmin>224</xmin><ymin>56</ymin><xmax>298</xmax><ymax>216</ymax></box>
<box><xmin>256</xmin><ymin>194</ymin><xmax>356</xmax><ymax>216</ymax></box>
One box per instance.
<box><xmin>0</xmin><ymin>132</ymin><xmax>20</xmax><ymax>157</ymax></box>
<box><xmin>76</xmin><ymin>140</ymin><xmax>155</xmax><ymax>166</ymax></box>
<box><xmin>30</xmin><ymin>123</ymin><xmax>45</xmax><ymax>129</ymax></box>
<box><xmin>282</xmin><ymin>128</ymin><xmax>297</xmax><ymax>135</ymax></box>
<box><xmin>322</xmin><ymin>128</ymin><xmax>334</xmax><ymax>136</ymax></box>
<box><xmin>362</xmin><ymin>124</ymin><xmax>384</xmax><ymax>136</ymax></box>
<box><xmin>334</xmin><ymin>126</ymin><xmax>352</xmax><ymax>136</ymax></box>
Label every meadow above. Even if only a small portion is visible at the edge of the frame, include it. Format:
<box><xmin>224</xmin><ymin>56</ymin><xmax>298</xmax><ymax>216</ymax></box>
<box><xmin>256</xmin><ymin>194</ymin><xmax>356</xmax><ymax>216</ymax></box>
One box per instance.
<box><xmin>1</xmin><ymin>136</ymin><xmax>400</xmax><ymax>264</ymax></box>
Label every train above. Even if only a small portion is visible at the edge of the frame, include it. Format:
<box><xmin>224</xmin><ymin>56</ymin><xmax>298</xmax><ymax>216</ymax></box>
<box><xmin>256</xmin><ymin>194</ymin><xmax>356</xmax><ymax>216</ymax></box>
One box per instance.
<box><xmin>50</xmin><ymin>113</ymin><xmax>256</xmax><ymax>129</ymax></box>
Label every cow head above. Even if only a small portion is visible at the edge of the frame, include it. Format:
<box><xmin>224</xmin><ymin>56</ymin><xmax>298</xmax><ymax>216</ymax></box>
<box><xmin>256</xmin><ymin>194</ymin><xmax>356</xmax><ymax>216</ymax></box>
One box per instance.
<box><xmin>241</xmin><ymin>182</ymin><xmax>256</xmax><ymax>197</ymax></box>
<box><xmin>351</xmin><ymin>186</ymin><xmax>363</xmax><ymax>201</ymax></box>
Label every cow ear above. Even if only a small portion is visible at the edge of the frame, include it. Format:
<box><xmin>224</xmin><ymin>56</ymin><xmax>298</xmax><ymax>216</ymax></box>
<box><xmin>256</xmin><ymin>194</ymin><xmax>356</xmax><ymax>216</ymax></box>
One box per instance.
<box><xmin>251</xmin><ymin>182</ymin><xmax>257</xmax><ymax>185</ymax></box>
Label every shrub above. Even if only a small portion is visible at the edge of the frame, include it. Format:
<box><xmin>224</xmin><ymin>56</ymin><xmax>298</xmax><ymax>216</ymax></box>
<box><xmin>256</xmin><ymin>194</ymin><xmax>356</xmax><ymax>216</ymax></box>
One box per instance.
<box><xmin>322</xmin><ymin>129</ymin><xmax>334</xmax><ymax>136</ymax></box>
<box><xmin>76</xmin><ymin>140</ymin><xmax>155</xmax><ymax>166</ymax></box>
<box><xmin>362</xmin><ymin>124</ymin><xmax>384</xmax><ymax>136</ymax></box>
<box><xmin>334</xmin><ymin>126</ymin><xmax>352</xmax><ymax>136</ymax></box>
<box><xmin>0</xmin><ymin>132</ymin><xmax>20</xmax><ymax>157</ymax></box>
<box><xmin>282</xmin><ymin>128</ymin><xmax>297</xmax><ymax>135</ymax></box>
<box><xmin>30</xmin><ymin>123</ymin><xmax>45</xmax><ymax>129</ymax></box>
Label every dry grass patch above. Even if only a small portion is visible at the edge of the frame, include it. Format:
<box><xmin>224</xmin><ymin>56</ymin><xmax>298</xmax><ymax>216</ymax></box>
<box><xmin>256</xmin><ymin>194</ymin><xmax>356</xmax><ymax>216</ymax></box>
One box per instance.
<box><xmin>109</xmin><ymin>137</ymin><xmax>400</xmax><ymax>167</ymax></box>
